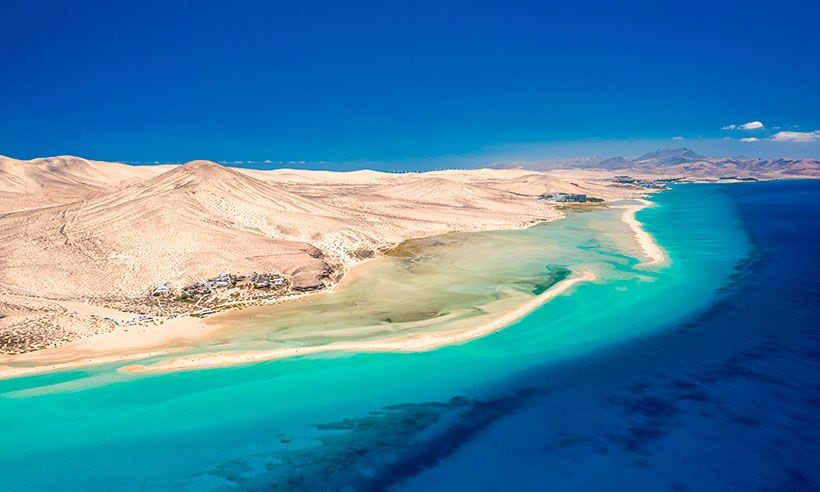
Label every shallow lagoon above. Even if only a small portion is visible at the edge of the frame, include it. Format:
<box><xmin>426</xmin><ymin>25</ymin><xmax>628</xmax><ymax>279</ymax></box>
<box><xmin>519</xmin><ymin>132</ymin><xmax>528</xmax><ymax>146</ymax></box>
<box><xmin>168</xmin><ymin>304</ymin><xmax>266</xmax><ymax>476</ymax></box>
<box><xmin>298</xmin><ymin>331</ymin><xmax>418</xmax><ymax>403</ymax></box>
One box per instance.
<box><xmin>201</xmin><ymin>201</ymin><xmax>644</xmax><ymax>352</ymax></box>
<box><xmin>4</xmin><ymin>182</ymin><xmax>812</xmax><ymax>490</ymax></box>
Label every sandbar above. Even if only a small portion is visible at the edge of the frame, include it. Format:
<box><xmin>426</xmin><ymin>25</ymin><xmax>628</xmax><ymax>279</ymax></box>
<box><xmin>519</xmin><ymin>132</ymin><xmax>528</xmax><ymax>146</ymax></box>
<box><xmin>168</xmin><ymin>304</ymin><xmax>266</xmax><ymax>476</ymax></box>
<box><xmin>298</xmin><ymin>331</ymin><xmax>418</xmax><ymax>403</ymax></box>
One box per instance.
<box><xmin>120</xmin><ymin>270</ymin><xmax>596</xmax><ymax>374</ymax></box>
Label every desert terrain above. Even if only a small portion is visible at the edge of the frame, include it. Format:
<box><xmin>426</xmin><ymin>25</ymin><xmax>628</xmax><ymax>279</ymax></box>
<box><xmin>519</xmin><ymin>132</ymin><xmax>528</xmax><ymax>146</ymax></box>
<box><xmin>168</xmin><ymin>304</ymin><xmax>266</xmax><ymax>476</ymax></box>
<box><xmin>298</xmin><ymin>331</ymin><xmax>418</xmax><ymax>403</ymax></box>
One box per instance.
<box><xmin>0</xmin><ymin>154</ymin><xmax>645</xmax><ymax>357</ymax></box>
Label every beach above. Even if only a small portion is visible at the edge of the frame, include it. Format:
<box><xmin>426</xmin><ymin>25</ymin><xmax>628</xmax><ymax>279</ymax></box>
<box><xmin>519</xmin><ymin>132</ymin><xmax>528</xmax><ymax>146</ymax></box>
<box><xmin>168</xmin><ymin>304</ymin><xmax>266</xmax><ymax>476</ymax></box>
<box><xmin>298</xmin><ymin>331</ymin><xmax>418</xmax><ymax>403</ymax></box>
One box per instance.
<box><xmin>619</xmin><ymin>199</ymin><xmax>667</xmax><ymax>266</ymax></box>
<box><xmin>0</xmin><ymin>197</ymin><xmax>661</xmax><ymax>379</ymax></box>
<box><xmin>120</xmin><ymin>271</ymin><xmax>597</xmax><ymax>374</ymax></box>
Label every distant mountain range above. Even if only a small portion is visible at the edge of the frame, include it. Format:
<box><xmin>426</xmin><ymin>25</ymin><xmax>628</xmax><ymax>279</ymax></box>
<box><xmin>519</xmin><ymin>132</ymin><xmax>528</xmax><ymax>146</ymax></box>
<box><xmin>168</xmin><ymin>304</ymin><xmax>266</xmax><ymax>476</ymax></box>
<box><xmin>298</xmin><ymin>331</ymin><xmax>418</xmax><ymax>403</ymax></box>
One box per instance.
<box><xmin>496</xmin><ymin>148</ymin><xmax>820</xmax><ymax>178</ymax></box>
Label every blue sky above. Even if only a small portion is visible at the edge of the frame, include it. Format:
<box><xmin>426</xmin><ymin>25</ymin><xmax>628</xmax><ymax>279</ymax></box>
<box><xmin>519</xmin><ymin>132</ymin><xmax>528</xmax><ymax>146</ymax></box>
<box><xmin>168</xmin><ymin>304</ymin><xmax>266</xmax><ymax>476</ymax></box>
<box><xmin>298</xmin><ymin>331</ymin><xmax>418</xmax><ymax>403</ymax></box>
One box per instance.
<box><xmin>1</xmin><ymin>0</ymin><xmax>818</xmax><ymax>167</ymax></box>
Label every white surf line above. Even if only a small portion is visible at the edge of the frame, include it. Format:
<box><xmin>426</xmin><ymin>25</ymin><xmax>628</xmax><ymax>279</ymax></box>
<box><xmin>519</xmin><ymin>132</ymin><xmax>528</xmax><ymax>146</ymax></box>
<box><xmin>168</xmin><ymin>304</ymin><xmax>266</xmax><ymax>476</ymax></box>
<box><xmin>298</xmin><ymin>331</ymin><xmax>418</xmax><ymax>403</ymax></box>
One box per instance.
<box><xmin>620</xmin><ymin>199</ymin><xmax>666</xmax><ymax>267</ymax></box>
<box><xmin>120</xmin><ymin>271</ymin><xmax>597</xmax><ymax>375</ymax></box>
<box><xmin>0</xmin><ymin>350</ymin><xmax>174</xmax><ymax>381</ymax></box>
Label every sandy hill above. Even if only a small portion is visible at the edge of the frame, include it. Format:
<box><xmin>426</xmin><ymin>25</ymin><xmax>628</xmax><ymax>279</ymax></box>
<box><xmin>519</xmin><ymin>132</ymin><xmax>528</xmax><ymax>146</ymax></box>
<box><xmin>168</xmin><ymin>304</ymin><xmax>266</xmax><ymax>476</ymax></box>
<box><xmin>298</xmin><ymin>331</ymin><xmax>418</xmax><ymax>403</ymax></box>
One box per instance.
<box><xmin>0</xmin><ymin>161</ymin><xmax>353</xmax><ymax>298</ymax></box>
<box><xmin>0</xmin><ymin>155</ymin><xmax>169</xmax><ymax>211</ymax></box>
<box><xmin>486</xmin><ymin>173</ymin><xmax>628</xmax><ymax>200</ymax></box>
<box><xmin>423</xmin><ymin>168</ymin><xmax>534</xmax><ymax>183</ymax></box>
<box><xmin>244</xmin><ymin>168</ymin><xmax>395</xmax><ymax>186</ymax></box>
<box><xmin>132</xmin><ymin>160</ymin><xmax>345</xmax><ymax>217</ymax></box>
<box><xmin>372</xmin><ymin>177</ymin><xmax>513</xmax><ymax>207</ymax></box>
<box><xmin>488</xmin><ymin>173</ymin><xmax>583</xmax><ymax>196</ymax></box>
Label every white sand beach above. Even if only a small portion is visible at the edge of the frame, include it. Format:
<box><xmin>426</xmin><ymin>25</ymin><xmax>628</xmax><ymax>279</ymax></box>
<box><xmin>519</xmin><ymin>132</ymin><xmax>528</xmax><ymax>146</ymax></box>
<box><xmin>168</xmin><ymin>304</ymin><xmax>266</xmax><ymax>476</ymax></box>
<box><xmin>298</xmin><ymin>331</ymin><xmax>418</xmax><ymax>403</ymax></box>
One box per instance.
<box><xmin>619</xmin><ymin>199</ymin><xmax>667</xmax><ymax>266</ymax></box>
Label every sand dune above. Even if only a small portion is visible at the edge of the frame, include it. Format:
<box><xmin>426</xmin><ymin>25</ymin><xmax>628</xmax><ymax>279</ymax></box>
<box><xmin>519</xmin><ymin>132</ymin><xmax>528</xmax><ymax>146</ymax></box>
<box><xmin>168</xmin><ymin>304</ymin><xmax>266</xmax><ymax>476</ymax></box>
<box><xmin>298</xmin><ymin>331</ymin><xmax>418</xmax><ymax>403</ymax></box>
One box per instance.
<box><xmin>0</xmin><ymin>155</ymin><xmax>170</xmax><ymax>211</ymax></box>
<box><xmin>373</xmin><ymin>177</ymin><xmax>514</xmax><ymax>206</ymax></box>
<box><xmin>0</xmin><ymin>161</ymin><xmax>340</xmax><ymax>299</ymax></box>
<box><xmin>487</xmin><ymin>172</ymin><xmax>616</xmax><ymax>198</ymax></box>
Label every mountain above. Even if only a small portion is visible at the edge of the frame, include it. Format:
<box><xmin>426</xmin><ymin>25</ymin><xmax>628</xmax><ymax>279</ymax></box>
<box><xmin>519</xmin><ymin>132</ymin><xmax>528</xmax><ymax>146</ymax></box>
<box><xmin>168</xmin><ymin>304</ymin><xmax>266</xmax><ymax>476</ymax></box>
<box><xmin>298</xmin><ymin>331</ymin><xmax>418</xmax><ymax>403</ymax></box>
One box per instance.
<box><xmin>633</xmin><ymin>148</ymin><xmax>705</xmax><ymax>166</ymax></box>
<box><xmin>495</xmin><ymin>148</ymin><xmax>820</xmax><ymax>178</ymax></box>
<box><xmin>596</xmin><ymin>156</ymin><xmax>631</xmax><ymax>169</ymax></box>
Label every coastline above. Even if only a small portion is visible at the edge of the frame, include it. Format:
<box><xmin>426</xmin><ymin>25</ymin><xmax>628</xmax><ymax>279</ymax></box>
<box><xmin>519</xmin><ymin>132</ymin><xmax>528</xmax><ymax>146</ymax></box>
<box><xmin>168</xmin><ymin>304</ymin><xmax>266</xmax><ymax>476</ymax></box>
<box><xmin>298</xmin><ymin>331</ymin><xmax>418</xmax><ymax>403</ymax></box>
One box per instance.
<box><xmin>0</xmin><ymin>199</ymin><xmax>663</xmax><ymax>380</ymax></box>
<box><xmin>120</xmin><ymin>271</ymin><xmax>597</xmax><ymax>374</ymax></box>
<box><xmin>0</xmin><ymin>270</ymin><xmax>596</xmax><ymax>380</ymax></box>
<box><xmin>0</xmin><ymin>219</ymin><xmax>546</xmax><ymax>380</ymax></box>
<box><xmin>620</xmin><ymin>199</ymin><xmax>666</xmax><ymax>266</ymax></box>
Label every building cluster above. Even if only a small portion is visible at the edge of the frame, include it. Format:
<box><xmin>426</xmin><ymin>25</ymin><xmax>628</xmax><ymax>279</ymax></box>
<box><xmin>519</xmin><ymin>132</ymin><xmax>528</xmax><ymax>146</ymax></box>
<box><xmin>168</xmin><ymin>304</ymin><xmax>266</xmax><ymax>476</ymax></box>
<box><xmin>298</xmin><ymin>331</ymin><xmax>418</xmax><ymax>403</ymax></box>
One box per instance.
<box><xmin>538</xmin><ymin>193</ymin><xmax>603</xmax><ymax>203</ymax></box>
<box><xmin>150</xmin><ymin>272</ymin><xmax>288</xmax><ymax>299</ymax></box>
<box><xmin>238</xmin><ymin>273</ymin><xmax>289</xmax><ymax>289</ymax></box>
<box><xmin>122</xmin><ymin>314</ymin><xmax>161</xmax><ymax>327</ymax></box>
<box><xmin>612</xmin><ymin>176</ymin><xmax>677</xmax><ymax>189</ymax></box>
<box><xmin>718</xmin><ymin>176</ymin><xmax>758</xmax><ymax>182</ymax></box>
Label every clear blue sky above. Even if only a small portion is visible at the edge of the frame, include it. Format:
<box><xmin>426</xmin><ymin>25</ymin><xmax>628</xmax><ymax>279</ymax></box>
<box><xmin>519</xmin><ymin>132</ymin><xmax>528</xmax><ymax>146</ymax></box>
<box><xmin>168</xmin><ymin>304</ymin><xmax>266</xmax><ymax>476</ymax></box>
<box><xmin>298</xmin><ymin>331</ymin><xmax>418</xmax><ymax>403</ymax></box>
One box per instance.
<box><xmin>1</xmin><ymin>0</ymin><xmax>818</xmax><ymax>166</ymax></box>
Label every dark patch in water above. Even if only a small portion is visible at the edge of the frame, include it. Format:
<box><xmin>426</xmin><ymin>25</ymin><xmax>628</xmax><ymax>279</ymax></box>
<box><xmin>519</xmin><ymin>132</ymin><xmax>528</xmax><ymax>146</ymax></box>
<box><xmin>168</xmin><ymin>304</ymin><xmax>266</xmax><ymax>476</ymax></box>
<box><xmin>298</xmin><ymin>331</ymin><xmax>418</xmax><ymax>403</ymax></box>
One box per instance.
<box><xmin>730</xmin><ymin>415</ymin><xmax>762</xmax><ymax>428</ymax></box>
<box><xmin>617</xmin><ymin>396</ymin><xmax>680</xmax><ymax>419</ymax></box>
<box><xmin>667</xmin><ymin>379</ymin><xmax>698</xmax><ymax>391</ymax></box>
<box><xmin>201</xmin><ymin>390</ymin><xmax>540</xmax><ymax>491</ymax></box>
<box><xmin>630</xmin><ymin>382</ymin><xmax>654</xmax><ymax>393</ymax></box>
<box><xmin>676</xmin><ymin>390</ymin><xmax>711</xmax><ymax>402</ymax></box>
<box><xmin>531</xmin><ymin>265</ymin><xmax>571</xmax><ymax>295</ymax></box>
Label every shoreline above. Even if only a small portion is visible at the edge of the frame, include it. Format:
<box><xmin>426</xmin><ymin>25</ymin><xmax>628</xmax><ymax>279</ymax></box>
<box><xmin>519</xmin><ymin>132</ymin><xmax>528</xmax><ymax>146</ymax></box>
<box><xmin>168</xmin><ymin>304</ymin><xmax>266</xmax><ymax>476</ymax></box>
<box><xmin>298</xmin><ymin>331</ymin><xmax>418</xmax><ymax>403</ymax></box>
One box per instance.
<box><xmin>0</xmin><ymin>270</ymin><xmax>596</xmax><ymax>380</ymax></box>
<box><xmin>0</xmin><ymin>199</ymin><xmax>663</xmax><ymax>381</ymax></box>
<box><xmin>0</xmin><ymin>219</ymin><xmax>553</xmax><ymax>380</ymax></box>
<box><xmin>620</xmin><ymin>199</ymin><xmax>666</xmax><ymax>266</ymax></box>
<box><xmin>120</xmin><ymin>271</ymin><xmax>597</xmax><ymax>374</ymax></box>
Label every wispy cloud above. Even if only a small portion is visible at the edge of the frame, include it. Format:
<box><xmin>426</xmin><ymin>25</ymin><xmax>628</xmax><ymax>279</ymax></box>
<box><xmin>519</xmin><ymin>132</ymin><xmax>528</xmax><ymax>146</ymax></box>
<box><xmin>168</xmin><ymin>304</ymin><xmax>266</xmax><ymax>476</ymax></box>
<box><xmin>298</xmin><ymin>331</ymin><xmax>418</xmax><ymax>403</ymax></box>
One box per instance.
<box><xmin>722</xmin><ymin>120</ymin><xmax>765</xmax><ymax>131</ymax></box>
<box><xmin>720</xmin><ymin>120</ymin><xmax>819</xmax><ymax>144</ymax></box>
<box><xmin>770</xmin><ymin>130</ymin><xmax>820</xmax><ymax>142</ymax></box>
<box><xmin>672</xmin><ymin>136</ymin><xmax>684</xmax><ymax>140</ymax></box>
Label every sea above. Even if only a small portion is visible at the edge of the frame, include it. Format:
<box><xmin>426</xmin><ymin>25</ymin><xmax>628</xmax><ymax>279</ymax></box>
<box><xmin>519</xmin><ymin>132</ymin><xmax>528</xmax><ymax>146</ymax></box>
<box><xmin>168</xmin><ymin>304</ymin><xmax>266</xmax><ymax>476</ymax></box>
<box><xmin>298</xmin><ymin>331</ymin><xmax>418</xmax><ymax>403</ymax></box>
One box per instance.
<box><xmin>0</xmin><ymin>180</ymin><xmax>818</xmax><ymax>491</ymax></box>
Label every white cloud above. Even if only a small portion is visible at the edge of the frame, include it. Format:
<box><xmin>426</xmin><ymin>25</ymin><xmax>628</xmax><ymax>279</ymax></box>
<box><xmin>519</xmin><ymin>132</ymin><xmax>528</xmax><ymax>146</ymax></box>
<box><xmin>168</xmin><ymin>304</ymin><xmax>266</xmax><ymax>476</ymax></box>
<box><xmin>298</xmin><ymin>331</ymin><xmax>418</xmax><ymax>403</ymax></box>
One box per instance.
<box><xmin>672</xmin><ymin>136</ymin><xmax>684</xmax><ymax>140</ymax></box>
<box><xmin>722</xmin><ymin>120</ymin><xmax>765</xmax><ymax>131</ymax></box>
<box><xmin>740</xmin><ymin>121</ymin><xmax>764</xmax><ymax>130</ymax></box>
<box><xmin>770</xmin><ymin>130</ymin><xmax>820</xmax><ymax>142</ymax></box>
<box><xmin>740</xmin><ymin>137</ymin><xmax>760</xmax><ymax>142</ymax></box>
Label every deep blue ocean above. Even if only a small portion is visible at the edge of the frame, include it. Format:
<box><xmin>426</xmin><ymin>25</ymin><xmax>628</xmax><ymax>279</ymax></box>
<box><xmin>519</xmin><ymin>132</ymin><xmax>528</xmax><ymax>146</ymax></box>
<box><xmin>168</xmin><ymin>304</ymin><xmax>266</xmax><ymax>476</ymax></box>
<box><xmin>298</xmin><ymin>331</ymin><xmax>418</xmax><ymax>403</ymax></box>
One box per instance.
<box><xmin>396</xmin><ymin>180</ymin><xmax>820</xmax><ymax>491</ymax></box>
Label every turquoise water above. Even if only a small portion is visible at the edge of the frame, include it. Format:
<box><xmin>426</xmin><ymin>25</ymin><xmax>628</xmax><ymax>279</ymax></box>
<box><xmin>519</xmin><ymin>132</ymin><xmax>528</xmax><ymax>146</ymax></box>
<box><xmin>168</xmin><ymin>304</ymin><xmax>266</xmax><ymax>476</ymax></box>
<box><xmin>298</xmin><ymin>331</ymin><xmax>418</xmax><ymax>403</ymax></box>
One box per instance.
<box><xmin>0</xmin><ymin>184</ymin><xmax>751</xmax><ymax>490</ymax></box>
